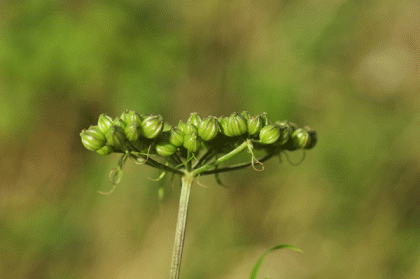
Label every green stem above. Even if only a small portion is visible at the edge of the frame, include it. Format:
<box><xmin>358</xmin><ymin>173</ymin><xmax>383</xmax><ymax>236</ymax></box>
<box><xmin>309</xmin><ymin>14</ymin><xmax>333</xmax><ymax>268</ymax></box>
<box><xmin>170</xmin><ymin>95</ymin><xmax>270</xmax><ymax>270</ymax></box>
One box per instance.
<box><xmin>169</xmin><ymin>173</ymin><xmax>194</xmax><ymax>279</ymax></box>
<box><xmin>192</xmin><ymin>141</ymin><xmax>249</xmax><ymax>176</ymax></box>
<box><xmin>193</xmin><ymin>148</ymin><xmax>215</xmax><ymax>169</ymax></box>
<box><xmin>200</xmin><ymin>152</ymin><xmax>275</xmax><ymax>175</ymax></box>
<box><xmin>129</xmin><ymin>153</ymin><xmax>184</xmax><ymax>175</ymax></box>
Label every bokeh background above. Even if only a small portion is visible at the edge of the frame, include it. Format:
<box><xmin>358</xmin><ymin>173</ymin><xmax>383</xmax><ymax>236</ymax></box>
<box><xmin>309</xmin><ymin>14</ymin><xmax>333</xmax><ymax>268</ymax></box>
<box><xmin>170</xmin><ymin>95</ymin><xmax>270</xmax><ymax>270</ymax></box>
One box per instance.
<box><xmin>2</xmin><ymin>0</ymin><xmax>420</xmax><ymax>278</ymax></box>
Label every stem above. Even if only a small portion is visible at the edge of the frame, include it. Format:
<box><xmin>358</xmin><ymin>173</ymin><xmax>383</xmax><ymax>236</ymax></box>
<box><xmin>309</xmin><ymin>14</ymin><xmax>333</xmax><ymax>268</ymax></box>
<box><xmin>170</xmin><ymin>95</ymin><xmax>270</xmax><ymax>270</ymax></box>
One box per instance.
<box><xmin>200</xmin><ymin>152</ymin><xmax>276</xmax><ymax>175</ymax></box>
<box><xmin>129</xmin><ymin>153</ymin><xmax>184</xmax><ymax>175</ymax></box>
<box><xmin>169</xmin><ymin>173</ymin><xmax>194</xmax><ymax>279</ymax></box>
<box><xmin>192</xmin><ymin>141</ymin><xmax>249</xmax><ymax>176</ymax></box>
<box><xmin>193</xmin><ymin>148</ymin><xmax>215</xmax><ymax>169</ymax></box>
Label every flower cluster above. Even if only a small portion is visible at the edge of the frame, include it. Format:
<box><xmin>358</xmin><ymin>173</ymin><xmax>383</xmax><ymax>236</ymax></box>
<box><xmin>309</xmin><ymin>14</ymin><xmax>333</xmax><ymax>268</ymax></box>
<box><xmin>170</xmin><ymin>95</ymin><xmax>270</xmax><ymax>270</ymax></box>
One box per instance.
<box><xmin>81</xmin><ymin>110</ymin><xmax>317</xmax><ymax>158</ymax></box>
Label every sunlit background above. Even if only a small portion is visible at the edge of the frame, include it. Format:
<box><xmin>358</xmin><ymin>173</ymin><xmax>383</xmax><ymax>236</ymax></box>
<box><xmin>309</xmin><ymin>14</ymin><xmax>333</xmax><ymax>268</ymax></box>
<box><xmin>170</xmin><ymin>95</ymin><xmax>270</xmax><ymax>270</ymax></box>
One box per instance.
<box><xmin>1</xmin><ymin>0</ymin><xmax>420</xmax><ymax>278</ymax></box>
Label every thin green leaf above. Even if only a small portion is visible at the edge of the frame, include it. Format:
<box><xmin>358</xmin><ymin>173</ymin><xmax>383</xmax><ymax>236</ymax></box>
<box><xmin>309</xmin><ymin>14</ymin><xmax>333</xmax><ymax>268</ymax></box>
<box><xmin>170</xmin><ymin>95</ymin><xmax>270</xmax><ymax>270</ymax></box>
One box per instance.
<box><xmin>249</xmin><ymin>244</ymin><xmax>302</xmax><ymax>279</ymax></box>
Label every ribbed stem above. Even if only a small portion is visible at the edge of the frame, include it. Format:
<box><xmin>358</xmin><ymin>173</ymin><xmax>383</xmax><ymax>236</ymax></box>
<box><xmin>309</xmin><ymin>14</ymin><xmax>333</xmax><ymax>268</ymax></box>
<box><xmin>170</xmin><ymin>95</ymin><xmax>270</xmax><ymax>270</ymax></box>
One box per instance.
<box><xmin>169</xmin><ymin>173</ymin><xmax>194</xmax><ymax>279</ymax></box>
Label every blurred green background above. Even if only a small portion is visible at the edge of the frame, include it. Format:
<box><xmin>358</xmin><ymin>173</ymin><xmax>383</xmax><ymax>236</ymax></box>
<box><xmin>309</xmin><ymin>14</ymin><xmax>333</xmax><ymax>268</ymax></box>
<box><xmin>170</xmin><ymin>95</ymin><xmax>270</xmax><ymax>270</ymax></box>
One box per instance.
<box><xmin>1</xmin><ymin>0</ymin><xmax>420</xmax><ymax>278</ymax></box>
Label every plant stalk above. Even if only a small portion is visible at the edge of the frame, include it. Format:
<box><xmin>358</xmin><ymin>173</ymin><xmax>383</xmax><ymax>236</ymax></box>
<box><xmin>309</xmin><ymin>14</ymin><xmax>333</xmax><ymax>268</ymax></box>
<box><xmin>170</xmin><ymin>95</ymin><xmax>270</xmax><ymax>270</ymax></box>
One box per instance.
<box><xmin>169</xmin><ymin>173</ymin><xmax>194</xmax><ymax>279</ymax></box>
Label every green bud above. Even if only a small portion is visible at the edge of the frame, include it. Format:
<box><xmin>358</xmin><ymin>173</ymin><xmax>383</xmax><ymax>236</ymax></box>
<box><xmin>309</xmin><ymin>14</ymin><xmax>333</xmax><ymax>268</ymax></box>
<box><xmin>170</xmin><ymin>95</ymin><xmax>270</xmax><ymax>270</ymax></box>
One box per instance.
<box><xmin>124</xmin><ymin>122</ymin><xmax>141</xmax><ymax>141</ymax></box>
<box><xmin>303</xmin><ymin>127</ymin><xmax>317</xmax><ymax>149</ymax></box>
<box><xmin>198</xmin><ymin>116</ymin><xmax>219</xmax><ymax>141</ymax></box>
<box><xmin>155</xmin><ymin>139</ymin><xmax>177</xmax><ymax>157</ymax></box>
<box><xmin>120</xmin><ymin>110</ymin><xmax>142</xmax><ymax>126</ymax></box>
<box><xmin>259</xmin><ymin>124</ymin><xmax>281</xmax><ymax>145</ymax></box>
<box><xmin>169</xmin><ymin>127</ymin><xmax>184</xmax><ymax>147</ymax></box>
<box><xmin>241</xmin><ymin>111</ymin><xmax>251</xmax><ymax>122</ymax></box>
<box><xmin>141</xmin><ymin>114</ymin><xmax>164</xmax><ymax>139</ymax></box>
<box><xmin>291</xmin><ymin>128</ymin><xmax>309</xmax><ymax>149</ymax></box>
<box><xmin>98</xmin><ymin>114</ymin><xmax>114</xmax><ymax>134</ymax></box>
<box><xmin>183</xmin><ymin>132</ymin><xmax>200</xmax><ymax>153</ymax></box>
<box><xmin>80</xmin><ymin>125</ymin><xmax>106</xmax><ymax>151</ymax></box>
<box><xmin>187</xmin><ymin>112</ymin><xmax>202</xmax><ymax>127</ymax></box>
<box><xmin>247</xmin><ymin>115</ymin><xmax>264</xmax><ymax>136</ymax></box>
<box><xmin>105</xmin><ymin>125</ymin><xmax>126</xmax><ymax>150</ymax></box>
<box><xmin>226</xmin><ymin>112</ymin><xmax>247</xmax><ymax>137</ymax></box>
<box><xmin>96</xmin><ymin>145</ymin><xmax>113</xmax><ymax>156</ymax></box>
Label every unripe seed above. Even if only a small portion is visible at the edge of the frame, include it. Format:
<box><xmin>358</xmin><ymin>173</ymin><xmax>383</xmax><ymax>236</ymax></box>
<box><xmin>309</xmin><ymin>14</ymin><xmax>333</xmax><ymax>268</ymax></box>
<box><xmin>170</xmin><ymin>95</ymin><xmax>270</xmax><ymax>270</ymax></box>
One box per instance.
<box><xmin>303</xmin><ymin>127</ymin><xmax>317</xmax><ymax>149</ymax></box>
<box><xmin>183</xmin><ymin>132</ymin><xmax>200</xmax><ymax>153</ymax></box>
<box><xmin>198</xmin><ymin>116</ymin><xmax>219</xmax><ymax>141</ymax></box>
<box><xmin>241</xmin><ymin>111</ymin><xmax>251</xmax><ymax>122</ymax></box>
<box><xmin>125</xmin><ymin>122</ymin><xmax>141</xmax><ymax>141</ymax></box>
<box><xmin>261</xmin><ymin>112</ymin><xmax>270</xmax><ymax>126</ymax></box>
<box><xmin>98</xmin><ymin>114</ymin><xmax>114</xmax><ymax>134</ymax></box>
<box><xmin>177</xmin><ymin>120</ymin><xmax>187</xmax><ymax>133</ymax></box>
<box><xmin>113</xmin><ymin>117</ymin><xmax>127</xmax><ymax>130</ymax></box>
<box><xmin>226</xmin><ymin>112</ymin><xmax>247</xmax><ymax>137</ymax></box>
<box><xmin>247</xmin><ymin>115</ymin><xmax>264</xmax><ymax>136</ymax></box>
<box><xmin>169</xmin><ymin>127</ymin><xmax>184</xmax><ymax>147</ymax></box>
<box><xmin>274</xmin><ymin>122</ymin><xmax>291</xmax><ymax>146</ymax></box>
<box><xmin>141</xmin><ymin>114</ymin><xmax>164</xmax><ymax>139</ymax></box>
<box><xmin>96</xmin><ymin>145</ymin><xmax>113</xmax><ymax>156</ymax></box>
<box><xmin>155</xmin><ymin>139</ymin><xmax>177</xmax><ymax>156</ymax></box>
<box><xmin>80</xmin><ymin>125</ymin><xmax>106</xmax><ymax>151</ymax></box>
<box><xmin>276</xmin><ymin>120</ymin><xmax>297</xmax><ymax>134</ymax></box>
<box><xmin>218</xmin><ymin>117</ymin><xmax>231</xmax><ymax>136</ymax></box>
<box><xmin>120</xmin><ymin>110</ymin><xmax>142</xmax><ymax>126</ymax></box>
<box><xmin>105</xmin><ymin>125</ymin><xmax>126</xmax><ymax>150</ymax></box>
<box><xmin>259</xmin><ymin>124</ymin><xmax>281</xmax><ymax>145</ymax></box>
<box><xmin>182</xmin><ymin>123</ymin><xmax>198</xmax><ymax>135</ymax></box>
<box><xmin>187</xmin><ymin>112</ymin><xmax>202</xmax><ymax>127</ymax></box>
<box><xmin>291</xmin><ymin>128</ymin><xmax>309</xmax><ymax>149</ymax></box>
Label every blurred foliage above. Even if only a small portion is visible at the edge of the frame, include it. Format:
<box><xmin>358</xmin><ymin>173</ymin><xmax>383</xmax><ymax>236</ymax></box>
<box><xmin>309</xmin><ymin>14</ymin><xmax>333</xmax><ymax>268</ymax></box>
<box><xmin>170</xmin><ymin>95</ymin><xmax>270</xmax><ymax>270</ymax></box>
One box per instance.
<box><xmin>1</xmin><ymin>0</ymin><xmax>420</xmax><ymax>278</ymax></box>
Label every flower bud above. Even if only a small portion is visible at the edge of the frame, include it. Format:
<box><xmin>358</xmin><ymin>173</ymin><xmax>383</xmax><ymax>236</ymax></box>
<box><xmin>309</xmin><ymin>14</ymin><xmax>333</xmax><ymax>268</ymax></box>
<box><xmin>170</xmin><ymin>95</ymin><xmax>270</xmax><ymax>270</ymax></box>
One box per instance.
<box><xmin>155</xmin><ymin>139</ymin><xmax>177</xmax><ymax>157</ymax></box>
<box><xmin>247</xmin><ymin>114</ymin><xmax>264</xmax><ymax>136</ymax></box>
<box><xmin>259</xmin><ymin>124</ymin><xmax>281</xmax><ymax>145</ymax></box>
<box><xmin>198</xmin><ymin>116</ymin><xmax>219</xmax><ymax>141</ymax></box>
<box><xmin>169</xmin><ymin>127</ymin><xmax>184</xmax><ymax>147</ymax></box>
<box><xmin>183</xmin><ymin>132</ymin><xmax>200</xmax><ymax>153</ymax></box>
<box><xmin>105</xmin><ymin>125</ymin><xmax>126</xmax><ymax>150</ymax></box>
<box><xmin>98</xmin><ymin>114</ymin><xmax>114</xmax><ymax>134</ymax></box>
<box><xmin>141</xmin><ymin>114</ymin><xmax>164</xmax><ymax>139</ymax></box>
<box><xmin>96</xmin><ymin>145</ymin><xmax>113</xmax><ymax>156</ymax></box>
<box><xmin>120</xmin><ymin>110</ymin><xmax>142</xmax><ymax>125</ymax></box>
<box><xmin>80</xmin><ymin>125</ymin><xmax>106</xmax><ymax>151</ymax></box>
<box><xmin>124</xmin><ymin>121</ymin><xmax>141</xmax><ymax>141</ymax></box>
<box><xmin>187</xmin><ymin>112</ymin><xmax>202</xmax><ymax>127</ymax></box>
<box><xmin>226</xmin><ymin>112</ymin><xmax>247</xmax><ymax>137</ymax></box>
<box><xmin>303</xmin><ymin>127</ymin><xmax>317</xmax><ymax>149</ymax></box>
